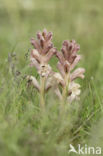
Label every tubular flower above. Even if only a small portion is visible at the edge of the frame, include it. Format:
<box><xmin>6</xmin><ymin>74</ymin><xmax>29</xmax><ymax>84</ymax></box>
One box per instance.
<box><xmin>55</xmin><ymin>40</ymin><xmax>85</xmax><ymax>102</ymax></box>
<box><xmin>30</xmin><ymin>29</ymin><xmax>56</xmax><ymax>78</ymax></box>
<box><xmin>28</xmin><ymin>29</ymin><xmax>57</xmax><ymax>90</ymax></box>
<box><xmin>27</xmin><ymin>29</ymin><xmax>57</xmax><ymax>108</ymax></box>
<box><xmin>27</xmin><ymin>29</ymin><xmax>85</xmax><ymax>106</ymax></box>
<box><xmin>67</xmin><ymin>82</ymin><xmax>81</xmax><ymax>103</ymax></box>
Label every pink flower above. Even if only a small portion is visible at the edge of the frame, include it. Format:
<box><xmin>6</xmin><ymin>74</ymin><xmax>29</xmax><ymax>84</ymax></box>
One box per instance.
<box><xmin>54</xmin><ymin>40</ymin><xmax>85</xmax><ymax>102</ymax></box>
<box><xmin>30</xmin><ymin>29</ymin><xmax>57</xmax><ymax>78</ymax></box>
<box><xmin>27</xmin><ymin>30</ymin><xmax>85</xmax><ymax>104</ymax></box>
<box><xmin>56</xmin><ymin>40</ymin><xmax>85</xmax><ymax>82</ymax></box>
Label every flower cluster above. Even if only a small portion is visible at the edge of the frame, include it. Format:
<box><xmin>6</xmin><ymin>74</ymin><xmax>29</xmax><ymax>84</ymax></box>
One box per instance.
<box><xmin>27</xmin><ymin>29</ymin><xmax>56</xmax><ymax>90</ymax></box>
<box><xmin>54</xmin><ymin>40</ymin><xmax>85</xmax><ymax>102</ymax></box>
<box><xmin>27</xmin><ymin>29</ymin><xmax>85</xmax><ymax>107</ymax></box>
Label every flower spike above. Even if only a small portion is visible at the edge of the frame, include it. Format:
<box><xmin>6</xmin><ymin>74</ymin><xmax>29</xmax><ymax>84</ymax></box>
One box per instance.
<box><xmin>28</xmin><ymin>29</ymin><xmax>57</xmax><ymax>109</ymax></box>
<box><xmin>27</xmin><ymin>30</ymin><xmax>85</xmax><ymax>108</ymax></box>
<box><xmin>55</xmin><ymin>40</ymin><xmax>85</xmax><ymax>103</ymax></box>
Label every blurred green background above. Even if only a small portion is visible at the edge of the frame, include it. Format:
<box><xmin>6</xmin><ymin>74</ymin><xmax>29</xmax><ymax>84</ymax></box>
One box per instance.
<box><xmin>0</xmin><ymin>0</ymin><xmax>103</xmax><ymax>156</ymax></box>
<box><xmin>0</xmin><ymin>0</ymin><xmax>103</xmax><ymax>88</ymax></box>
<box><xmin>1</xmin><ymin>0</ymin><xmax>103</xmax><ymax>77</ymax></box>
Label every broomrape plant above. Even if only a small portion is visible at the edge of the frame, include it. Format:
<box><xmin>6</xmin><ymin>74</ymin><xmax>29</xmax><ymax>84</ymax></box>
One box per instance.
<box><xmin>55</xmin><ymin>40</ymin><xmax>85</xmax><ymax>104</ymax></box>
<box><xmin>27</xmin><ymin>29</ymin><xmax>85</xmax><ymax>109</ymax></box>
<box><xmin>27</xmin><ymin>29</ymin><xmax>57</xmax><ymax>109</ymax></box>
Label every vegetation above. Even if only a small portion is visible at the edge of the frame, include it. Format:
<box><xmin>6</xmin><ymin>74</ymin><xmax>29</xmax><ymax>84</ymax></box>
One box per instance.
<box><xmin>0</xmin><ymin>0</ymin><xmax>103</xmax><ymax>156</ymax></box>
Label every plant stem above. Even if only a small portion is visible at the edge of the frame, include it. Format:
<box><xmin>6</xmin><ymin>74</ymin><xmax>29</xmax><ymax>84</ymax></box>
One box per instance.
<box><xmin>60</xmin><ymin>74</ymin><xmax>69</xmax><ymax>115</ymax></box>
<box><xmin>62</xmin><ymin>74</ymin><xmax>69</xmax><ymax>104</ymax></box>
<box><xmin>40</xmin><ymin>76</ymin><xmax>45</xmax><ymax>109</ymax></box>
